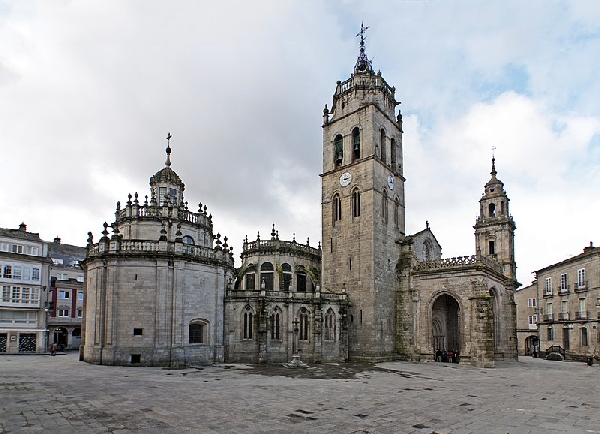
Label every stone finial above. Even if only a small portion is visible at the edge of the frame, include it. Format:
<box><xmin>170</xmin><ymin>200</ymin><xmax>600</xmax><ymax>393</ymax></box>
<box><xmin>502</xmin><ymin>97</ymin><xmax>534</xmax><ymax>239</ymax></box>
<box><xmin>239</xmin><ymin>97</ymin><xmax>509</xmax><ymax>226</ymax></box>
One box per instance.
<box><xmin>271</xmin><ymin>224</ymin><xmax>277</xmax><ymax>240</ymax></box>
<box><xmin>318</xmin><ymin>241</ymin><xmax>321</xmax><ymax>250</ymax></box>
<box><xmin>102</xmin><ymin>222</ymin><xmax>109</xmax><ymax>237</ymax></box>
<box><xmin>116</xmin><ymin>201</ymin><xmax>121</xmax><ymax>211</ymax></box>
<box><xmin>127</xmin><ymin>193</ymin><xmax>132</xmax><ymax>206</ymax></box>
<box><xmin>165</xmin><ymin>132</ymin><xmax>172</xmax><ymax>167</ymax></box>
<box><xmin>257</xmin><ymin>231</ymin><xmax>260</xmax><ymax>242</ymax></box>
<box><xmin>134</xmin><ymin>192</ymin><xmax>139</xmax><ymax>205</ymax></box>
<box><xmin>87</xmin><ymin>231</ymin><xmax>94</xmax><ymax>246</ymax></box>
<box><xmin>144</xmin><ymin>195</ymin><xmax>148</xmax><ymax>206</ymax></box>
<box><xmin>306</xmin><ymin>237</ymin><xmax>310</xmax><ymax>246</ymax></box>
<box><xmin>223</xmin><ymin>236</ymin><xmax>228</xmax><ymax>249</ymax></box>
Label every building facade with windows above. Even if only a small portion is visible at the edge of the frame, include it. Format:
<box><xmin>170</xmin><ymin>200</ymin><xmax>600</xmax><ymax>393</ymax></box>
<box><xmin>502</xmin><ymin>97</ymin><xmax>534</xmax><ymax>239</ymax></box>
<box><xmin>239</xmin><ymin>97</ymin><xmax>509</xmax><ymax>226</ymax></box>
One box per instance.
<box><xmin>82</xmin><ymin>146</ymin><xmax>235</xmax><ymax>366</ymax></box>
<box><xmin>0</xmin><ymin>224</ymin><xmax>51</xmax><ymax>354</ymax></box>
<box><xmin>535</xmin><ymin>243</ymin><xmax>600</xmax><ymax>361</ymax></box>
<box><xmin>225</xmin><ymin>226</ymin><xmax>348</xmax><ymax>363</ymax></box>
<box><xmin>514</xmin><ymin>283</ymin><xmax>539</xmax><ymax>356</ymax></box>
<box><xmin>47</xmin><ymin>239</ymin><xmax>87</xmax><ymax>351</ymax></box>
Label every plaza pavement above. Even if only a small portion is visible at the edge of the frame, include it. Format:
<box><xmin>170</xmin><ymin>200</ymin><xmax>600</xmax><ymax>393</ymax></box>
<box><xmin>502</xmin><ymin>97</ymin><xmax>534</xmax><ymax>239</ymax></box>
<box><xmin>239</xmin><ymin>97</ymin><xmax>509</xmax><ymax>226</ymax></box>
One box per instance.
<box><xmin>0</xmin><ymin>352</ymin><xmax>599</xmax><ymax>433</ymax></box>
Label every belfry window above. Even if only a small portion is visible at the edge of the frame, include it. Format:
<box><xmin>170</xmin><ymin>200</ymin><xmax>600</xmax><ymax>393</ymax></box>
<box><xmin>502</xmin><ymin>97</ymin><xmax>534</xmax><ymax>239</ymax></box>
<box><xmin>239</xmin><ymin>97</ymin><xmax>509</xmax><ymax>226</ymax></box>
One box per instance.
<box><xmin>245</xmin><ymin>273</ymin><xmax>255</xmax><ymax>290</ymax></box>
<box><xmin>334</xmin><ymin>135</ymin><xmax>343</xmax><ymax>167</ymax></box>
<box><xmin>489</xmin><ymin>240</ymin><xmax>495</xmax><ymax>255</ymax></box>
<box><xmin>500</xmin><ymin>201</ymin><xmax>505</xmax><ymax>215</ymax></box>
<box><xmin>488</xmin><ymin>203</ymin><xmax>496</xmax><ymax>217</ymax></box>
<box><xmin>352</xmin><ymin>128</ymin><xmax>360</xmax><ymax>161</ymax></box>
<box><xmin>380</xmin><ymin>129</ymin><xmax>386</xmax><ymax>164</ymax></box>
<box><xmin>296</xmin><ymin>270</ymin><xmax>307</xmax><ymax>292</ymax></box>
<box><xmin>352</xmin><ymin>189</ymin><xmax>361</xmax><ymax>218</ymax></box>
<box><xmin>260</xmin><ymin>262</ymin><xmax>274</xmax><ymax>290</ymax></box>
<box><xmin>158</xmin><ymin>187</ymin><xmax>167</xmax><ymax>205</ymax></box>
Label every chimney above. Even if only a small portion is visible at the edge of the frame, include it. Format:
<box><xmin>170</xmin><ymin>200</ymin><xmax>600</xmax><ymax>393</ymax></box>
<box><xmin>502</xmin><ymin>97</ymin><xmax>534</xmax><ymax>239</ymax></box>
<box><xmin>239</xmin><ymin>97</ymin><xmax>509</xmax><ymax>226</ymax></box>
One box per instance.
<box><xmin>18</xmin><ymin>222</ymin><xmax>27</xmax><ymax>232</ymax></box>
<box><xmin>54</xmin><ymin>236</ymin><xmax>61</xmax><ymax>244</ymax></box>
<box><xmin>584</xmin><ymin>241</ymin><xmax>595</xmax><ymax>253</ymax></box>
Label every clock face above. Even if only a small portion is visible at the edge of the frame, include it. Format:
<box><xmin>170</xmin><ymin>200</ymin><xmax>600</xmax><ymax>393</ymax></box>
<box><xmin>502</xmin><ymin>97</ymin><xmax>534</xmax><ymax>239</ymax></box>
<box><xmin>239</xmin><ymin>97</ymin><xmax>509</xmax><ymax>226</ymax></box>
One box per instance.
<box><xmin>387</xmin><ymin>175</ymin><xmax>395</xmax><ymax>190</ymax></box>
<box><xmin>339</xmin><ymin>172</ymin><xmax>352</xmax><ymax>187</ymax></box>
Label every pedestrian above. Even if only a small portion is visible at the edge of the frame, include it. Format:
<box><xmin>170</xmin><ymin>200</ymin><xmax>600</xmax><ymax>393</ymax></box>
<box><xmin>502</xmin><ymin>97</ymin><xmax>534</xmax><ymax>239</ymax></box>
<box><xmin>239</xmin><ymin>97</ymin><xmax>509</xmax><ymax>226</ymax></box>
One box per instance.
<box><xmin>50</xmin><ymin>343</ymin><xmax>57</xmax><ymax>356</ymax></box>
<box><xmin>441</xmin><ymin>349</ymin><xmax>448</xmax><ymax>363</ymax></box>
<box><xmin>435</xmin><ymin>348</ymin><xmax>442</xmax><ymax>362</ymax></box>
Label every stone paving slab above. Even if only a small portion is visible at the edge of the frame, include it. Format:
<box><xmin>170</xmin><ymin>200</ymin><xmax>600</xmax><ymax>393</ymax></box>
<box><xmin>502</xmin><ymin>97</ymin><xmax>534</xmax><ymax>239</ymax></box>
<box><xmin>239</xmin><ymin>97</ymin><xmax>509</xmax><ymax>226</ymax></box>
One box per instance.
<box><xmin>1</xmin><ymin>353</ymin><xmax>599</xmax><ymax>433</ymax></box>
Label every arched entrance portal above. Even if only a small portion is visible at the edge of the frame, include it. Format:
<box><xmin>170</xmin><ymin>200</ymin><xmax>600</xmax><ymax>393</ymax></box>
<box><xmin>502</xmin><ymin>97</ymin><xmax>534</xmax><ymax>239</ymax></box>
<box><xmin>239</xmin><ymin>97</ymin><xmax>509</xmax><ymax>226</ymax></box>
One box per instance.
<box><xmin>432</xmin><ymin>294</ymin><xmax>460</xmax><ymax>353</ymax></box>
<box><xmin>53</xmin><ymin>327</ymin><xmax>68</xmax><ymax>350</ymax></box>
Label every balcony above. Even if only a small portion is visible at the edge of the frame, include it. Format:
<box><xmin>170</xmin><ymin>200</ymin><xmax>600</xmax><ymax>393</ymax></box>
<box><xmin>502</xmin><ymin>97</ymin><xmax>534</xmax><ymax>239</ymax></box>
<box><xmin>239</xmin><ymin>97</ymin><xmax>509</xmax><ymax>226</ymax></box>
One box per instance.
<box><xmin>543</xmin><ymin>291</ymin><xmax>553</xmax><ymax>298</ymax></box>
<box><xmin>575</xmin><ymin>311</ymin><xmax>588</xmax><ymax>320</ymax></box>
<box><xmin>543</xmin><ymin>313</ymin><xmax>554</xmax><ymax>322</ymax></box>
<box><xmin>558</xmin><ymin>312</ymin><xmax>569</xmax><ymax>321</ymax></box>
<box><xmin>559</xmin><ymin>284</ymin><xmax>569</xmax><ymax>294</ymax></box>
<box><xmin>574</xmin><ymin>282</ymin><xmax>588</xmax><ymax>293</ymax></box>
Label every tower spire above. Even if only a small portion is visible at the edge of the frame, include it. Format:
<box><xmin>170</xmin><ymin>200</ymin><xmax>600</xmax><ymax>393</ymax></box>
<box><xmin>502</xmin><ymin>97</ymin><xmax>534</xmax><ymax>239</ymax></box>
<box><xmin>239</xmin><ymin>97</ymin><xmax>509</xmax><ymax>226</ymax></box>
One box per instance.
<box><xmin>165</xmin><ymin>132</ymin><xmax>172</xmax><ymax>167</ymax></box>
<box><xmin>491</xmin><ymin>146</ymin><xmax>497</xmax><ymax>177</ymax></box>
<box><xmin>355</xmin><ymin>22</ymin><xmax>372</xmax><ymax>73</ymax></box>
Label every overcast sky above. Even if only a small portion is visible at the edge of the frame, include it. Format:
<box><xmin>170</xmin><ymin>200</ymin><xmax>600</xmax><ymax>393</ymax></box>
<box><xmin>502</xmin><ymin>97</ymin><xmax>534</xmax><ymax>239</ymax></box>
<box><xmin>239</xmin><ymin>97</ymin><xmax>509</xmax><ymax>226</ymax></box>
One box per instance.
<box><xmin>1</xmin><ymin>1</ymin><xmax>599</xmax><ymax>286</ymax></box>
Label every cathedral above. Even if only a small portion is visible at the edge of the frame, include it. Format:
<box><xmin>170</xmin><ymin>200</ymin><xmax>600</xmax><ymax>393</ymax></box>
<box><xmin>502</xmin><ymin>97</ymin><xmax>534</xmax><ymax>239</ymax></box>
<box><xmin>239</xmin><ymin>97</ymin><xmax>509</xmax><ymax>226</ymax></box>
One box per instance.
<box><xmin>82</xmin><ymin>29</ymin><xmax>518</xmax><ymax>368</ymax></box>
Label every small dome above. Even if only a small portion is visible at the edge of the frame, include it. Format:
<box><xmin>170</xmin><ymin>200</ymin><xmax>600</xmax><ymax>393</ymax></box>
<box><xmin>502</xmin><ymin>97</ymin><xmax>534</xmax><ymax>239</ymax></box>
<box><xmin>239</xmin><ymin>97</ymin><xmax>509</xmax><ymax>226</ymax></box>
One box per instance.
<box><xmin>150</xmin><ymin>167</ymin><xmax>185</xmax><ymax>189</ymax></box>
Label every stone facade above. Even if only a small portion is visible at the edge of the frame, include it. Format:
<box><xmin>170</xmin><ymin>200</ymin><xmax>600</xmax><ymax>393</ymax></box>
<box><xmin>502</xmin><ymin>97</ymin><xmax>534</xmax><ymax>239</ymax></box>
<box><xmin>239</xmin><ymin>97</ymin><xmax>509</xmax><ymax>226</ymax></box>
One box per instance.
<box><xmin>82</xmin><ymin>148</ymin><xmax>235</xmax><ymax>366</ymax></box>
<box><xmin>225</xmin><ymin>226</ymin><xmax>348</xmax><ymax>363</ymax></box>
<box><xmin>514</xmin><ymin>283</ymin><xmax>539</xmax><ymax>356</ymax></box>
<box><xmin>83</xmin><ymin>31</ymin><xmax>519</xmax><ymax>367</ymax></box>
<box><xmin>534</xmin><ymin>243</ymin><xmax>600</xmax><ymax>362</ymax></box>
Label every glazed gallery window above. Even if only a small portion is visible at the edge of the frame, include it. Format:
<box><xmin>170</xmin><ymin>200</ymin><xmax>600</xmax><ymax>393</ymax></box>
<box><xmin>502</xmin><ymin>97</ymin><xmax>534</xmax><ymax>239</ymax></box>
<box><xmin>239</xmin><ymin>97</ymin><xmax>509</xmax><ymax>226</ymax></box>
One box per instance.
<box><xmin>58</xmin><ymin>309</ymin><xmax>69</xmax><ymax>317</ymax></box>
<box><xmin>245</xmin><ymin>273</ymin><xmax>255</xmax><ymax>290</ymax></box>
<box><xmin>260</xmin><ymin>262</ymin><xmax>274</xmax><ymax>291</ymax></box>
<box><xmin>59</xmin><ymin>291</ymin><xmax>70</xmax><ymax>299</ymax></box>
<box><xmin>281</xmin><ymin>263</ymin><xmax>292</xmax><ymax>291</ymax></box>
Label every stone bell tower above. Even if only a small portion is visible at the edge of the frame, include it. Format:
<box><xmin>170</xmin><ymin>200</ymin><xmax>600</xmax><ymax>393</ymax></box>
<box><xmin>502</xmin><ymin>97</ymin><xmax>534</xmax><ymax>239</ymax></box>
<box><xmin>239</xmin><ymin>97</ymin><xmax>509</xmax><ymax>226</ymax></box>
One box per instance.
<box><xmin>321</xmin><ymin>24</ymin><xmax>405</xmax><ymax>361</ymax></box>
<box><xmin>474</xmin><ymin>157</ymin><xmax>517</xmax><ymax>282</ymax></box>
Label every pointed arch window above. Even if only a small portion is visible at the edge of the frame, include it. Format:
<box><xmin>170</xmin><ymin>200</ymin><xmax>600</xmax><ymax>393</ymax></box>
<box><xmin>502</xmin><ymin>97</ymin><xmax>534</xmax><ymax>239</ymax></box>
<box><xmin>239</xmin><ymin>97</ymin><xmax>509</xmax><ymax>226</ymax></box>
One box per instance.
<box><xmin>270</xmin><ymin>308</ymin><xmax>281</xmax><ymax>340</ymax></box>
<box><xmin>390</xmin><ymin>138</ymin><xmax>397</xmax><ymax>170</ymax></box>
<box><xmin>260</xmin><ymin>262</ymin><xmax>274</xmax><ymax>290</ymax></box>
<box><xmin>243</xmin><ymin>307</ymin><xmax>253</xmax><ymax>339</ymax></box>
<box><xmin>324</xmin><ymin>308</ymin><xmax>336</xmax><ymax>341</ymax></box>
<box><xmin>352</xmin><ymin>189</ymin><xmax>361</xmax><ymax>218</ymax></box>
<box><xmin>334</xmin><ymin>134</ymin><xmax>343</xmax><ymax>167</ymax></box>
<box><xmin>382</xmin><ymin>189</ymin><xmax>388</xmax><ymax>223</ymax></box>
<box><xmin>380</xmin><ymin>129</ymin><xmax>387</xmax><ymax>164</ymax></box>
<box><xmin>333</xmin><ymin>194</ymin><xmax>342</xmax><ymax>223</ymax></box>
<box><xmin>352</xmin><ymin>128</ymin><xmax>360</xmax><ymax>161</ymax></box>
<box><xmin>299</xmin><ymin>308</ymin><xmax>309</xmax><ymax>341</ymax></box>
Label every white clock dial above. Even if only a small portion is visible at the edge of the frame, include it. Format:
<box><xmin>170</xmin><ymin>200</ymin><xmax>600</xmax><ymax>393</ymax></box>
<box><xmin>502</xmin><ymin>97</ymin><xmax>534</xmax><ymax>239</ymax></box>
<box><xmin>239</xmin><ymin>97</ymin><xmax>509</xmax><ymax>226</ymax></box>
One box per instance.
<box><xmin>387</xmin><ymin>175</ymin><xmax>395</xmax><ymax>190</ymax></box>
<box><xmin>339</xmin><ymin>172</ymin><xmax>352</xmax><ymax>187</ymax></box>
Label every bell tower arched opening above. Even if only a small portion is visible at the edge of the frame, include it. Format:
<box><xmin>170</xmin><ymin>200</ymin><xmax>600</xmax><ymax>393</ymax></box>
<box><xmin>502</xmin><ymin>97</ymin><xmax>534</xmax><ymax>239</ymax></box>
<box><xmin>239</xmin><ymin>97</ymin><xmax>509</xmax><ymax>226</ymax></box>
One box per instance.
<box><xmin>431</xmin><ymin>294</ymin><xmax>460</xmax><ymax>353</ymax></box>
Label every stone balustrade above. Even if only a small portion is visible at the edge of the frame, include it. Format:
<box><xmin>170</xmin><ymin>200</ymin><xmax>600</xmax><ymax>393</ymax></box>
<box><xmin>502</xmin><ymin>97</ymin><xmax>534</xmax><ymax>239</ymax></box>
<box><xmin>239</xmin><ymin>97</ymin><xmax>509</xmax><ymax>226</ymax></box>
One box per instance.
<box><xmin>414</xmin><ymin>254</ymin><xmax>504</xmax><ymax>275</ymax></box>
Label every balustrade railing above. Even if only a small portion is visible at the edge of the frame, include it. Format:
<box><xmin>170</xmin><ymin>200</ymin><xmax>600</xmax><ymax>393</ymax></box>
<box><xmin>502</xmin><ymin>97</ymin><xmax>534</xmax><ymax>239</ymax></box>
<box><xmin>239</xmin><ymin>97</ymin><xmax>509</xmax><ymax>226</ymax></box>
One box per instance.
<box><xmin>414</xmin><ymin>255</ymin><xmax>503</xmax><ymax>275</ymax></box>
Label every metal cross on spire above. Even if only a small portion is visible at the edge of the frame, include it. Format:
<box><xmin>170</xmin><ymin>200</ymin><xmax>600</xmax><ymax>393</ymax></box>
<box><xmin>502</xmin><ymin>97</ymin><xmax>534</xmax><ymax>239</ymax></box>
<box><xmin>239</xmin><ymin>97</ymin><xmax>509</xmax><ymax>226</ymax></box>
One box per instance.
<box><xmin>355</xmin><ymin>22</ymin><xmax>372</xmax><ymax>73</ymax></box>
<box><xmin>165</xmin><ymin>132</ymin><xmax>172</xmax><ymax>167</ymax></box>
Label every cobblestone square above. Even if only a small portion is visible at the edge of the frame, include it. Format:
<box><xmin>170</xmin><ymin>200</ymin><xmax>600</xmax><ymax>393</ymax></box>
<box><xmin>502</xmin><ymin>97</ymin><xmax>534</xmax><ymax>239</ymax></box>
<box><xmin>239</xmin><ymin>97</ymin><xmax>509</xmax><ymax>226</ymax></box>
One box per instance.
<box><xmin>1</xmin><ymin>353</ymin><xmax>599</xmax><ymax>433</ymax></box>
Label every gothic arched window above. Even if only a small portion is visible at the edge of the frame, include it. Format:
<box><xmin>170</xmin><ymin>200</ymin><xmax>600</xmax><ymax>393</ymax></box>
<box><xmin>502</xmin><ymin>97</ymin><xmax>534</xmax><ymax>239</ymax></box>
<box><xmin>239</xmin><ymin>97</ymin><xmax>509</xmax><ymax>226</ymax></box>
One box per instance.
<box><xmin>243</xmin><ymin>307</ymin><xmax>253</xmax><ymax>339</ymax></box>
<box><xmin>352</xmin><ymin>127</ymin><xmax>360</xmax><ymax>161</ymax></box>
<box><xmin>380</xmin><ymin>129</ymin><xmax>387</xmax><ymax>164</ymax></box>
<box><xmin>333</xmin><ymin>194</ymin><xmax>342</xmax><ymax>223</ymax></box>
<box><xmin>382</xmin><ymin>189</ymin><xmax>388</xmax><ymax>223</ymax></box>
<box><xmin>299</xmin><ymin>308</ymin><xmax>309</xmax><ymax>341</ymax></box>
<box><xmin>334</xmin><ymin>134</ymin><xmax>343</xmax><ymax>167</ymax></box>
<box><xmin>324</xmin><ymin>308</ymin><xmax>336</xmax><ymax>341</ymax></box>
<box><xmin>352</xmin><ymin>188</ymin><xmax>361</xmax><ymax>218</ymax></box>
<box><xmin>390</xmin><ymin>138</ymin><xmax>397</xmax><ymax>170</ymax></box>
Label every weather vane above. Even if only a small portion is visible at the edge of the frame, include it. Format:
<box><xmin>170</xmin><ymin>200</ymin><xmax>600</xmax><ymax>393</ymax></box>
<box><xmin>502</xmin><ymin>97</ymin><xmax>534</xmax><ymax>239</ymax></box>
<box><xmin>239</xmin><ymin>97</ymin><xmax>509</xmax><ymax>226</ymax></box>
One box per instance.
<box><xmin>165</xmin><ymin>132</ymin><xmax>172</xmax><ymax>167</ymax></box>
